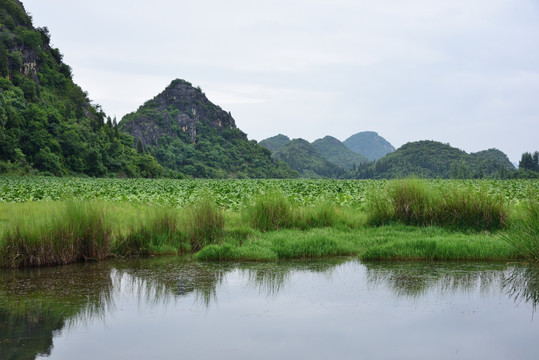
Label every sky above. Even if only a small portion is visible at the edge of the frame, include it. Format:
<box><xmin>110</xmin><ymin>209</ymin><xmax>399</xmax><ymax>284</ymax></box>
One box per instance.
<box><xmin>22</xmin><ymin>0</ymin><xmax>539</xmax><ymax>163</ymax></box>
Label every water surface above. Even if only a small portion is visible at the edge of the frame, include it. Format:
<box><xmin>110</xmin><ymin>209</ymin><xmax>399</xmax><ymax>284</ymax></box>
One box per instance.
<box><xmin>1</xmin><ymin>257</ymin><xmax>538</xmax><ymax>360</ymax></box>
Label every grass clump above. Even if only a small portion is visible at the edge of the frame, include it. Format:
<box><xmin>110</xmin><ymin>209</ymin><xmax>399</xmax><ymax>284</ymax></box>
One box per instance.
<box><xmin>0</xmin><ymin>201</ymin><xmax>111</xmax><ymax>268</ymax></box>
<box><xmin>113</xmin><ymin>207</ymin><xmax>187</xmax><ymax>256</ymax></box>
<box><xmin>502</xmin><ymin>196</ymin><xmax>539</xmax><ymax>263</ymax></box>
<box><xmin>367</xmin><ymin>179</ymin><xmax>508</xmax><ymax>231</ymax></box>
<box><xmin>358</xmin><ymin>225</ymin><xmax>516</xmax><ymax>261</ymax></box>
<box><xmin>186</xmin><ymin>198</ymin><xmax>225</xmax><ymax>251</ymax></box>
<box><xmin>245</xmin><ymin>191</ymin><xmax>294</xmax><ymax>231</ymax></box>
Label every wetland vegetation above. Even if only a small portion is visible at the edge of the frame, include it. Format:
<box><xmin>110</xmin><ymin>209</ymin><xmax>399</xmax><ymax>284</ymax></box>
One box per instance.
<box><xmin>0</xmin><ymin>177</ymin><xmax>537</xmax><ymax>268</ymax></box>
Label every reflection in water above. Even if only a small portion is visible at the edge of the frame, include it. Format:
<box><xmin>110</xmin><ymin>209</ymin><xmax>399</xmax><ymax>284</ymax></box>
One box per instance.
<box><xmin>363</xmin><ymin>262</ymin><xmax>506</xmax><ymax>298</ymax></box>
<box><xmin>0</xmin><ymin>258</ymin><xmax>537</xmax><ymax>360</ymax></box>
<box><xmin>503</xmin><ymin>265</ymin><xmax>539</xmax><ymax>312</ymax></box>
<box><xmin>0</xmin><ymin>263</ymin><xmax>113</xmax><ymax>360</ymax></box>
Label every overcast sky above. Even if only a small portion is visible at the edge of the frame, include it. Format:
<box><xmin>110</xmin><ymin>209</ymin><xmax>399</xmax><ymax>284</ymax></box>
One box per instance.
<box><xmin>22</xmin><ymin>0</ymin><xmax>539</xmax><ymax>163</ymax></box>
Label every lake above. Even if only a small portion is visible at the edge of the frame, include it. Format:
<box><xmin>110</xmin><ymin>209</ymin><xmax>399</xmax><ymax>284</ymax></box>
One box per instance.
<box><xmin>1</xmin><ymin>257</ymin><xmax>538</xmax><ymax>360</ymax></box>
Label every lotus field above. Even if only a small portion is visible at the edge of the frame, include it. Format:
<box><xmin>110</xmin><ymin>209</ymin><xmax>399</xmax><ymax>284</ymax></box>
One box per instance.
<box><xmin>0</xmin><ymin>177</ymin><xmax>536</xmax><ymax>209</ymax></box>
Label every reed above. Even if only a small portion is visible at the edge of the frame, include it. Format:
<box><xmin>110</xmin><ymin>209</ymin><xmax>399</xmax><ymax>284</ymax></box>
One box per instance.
<box><xmin>0</xmin><ymin>201</ymin><xmax>111</xmax><ymax>268</ymax></box>
<box><xmin>245</xmin><ymin>191</ymin><xmax>295</xmax><ymax>231</ymax></box>
<box><xmin>502</xmin><ymin>196</ymin><xmax>539</xmax><ymax>263</ymax></box>
<box><xmin>186</xmin><ymin>198</ymin><xmax>225</xmax><ymax>251</ymax></box>
<box><xmin>367</xmin><ymin>179</ymin><xmax>508</xmax><ymax>231</ymax></box>
<box><xmin>113</xmin><ymin>207</ymin><xmax>187</xmax><ymax>256</ymax></box>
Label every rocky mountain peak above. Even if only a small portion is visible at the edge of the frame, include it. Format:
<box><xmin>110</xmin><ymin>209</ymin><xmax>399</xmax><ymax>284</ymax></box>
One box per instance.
<box><xmin>121</xmin><ymin>79</ymin><xmax>237</xmax><ymax>146</ymax></box>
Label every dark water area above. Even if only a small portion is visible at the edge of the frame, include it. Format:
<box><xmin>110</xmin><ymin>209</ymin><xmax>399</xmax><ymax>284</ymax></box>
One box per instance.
<box><xmin>1</xmin><ymin>257</ymin><xmax>538</xmax><ymax>360</ymax></box>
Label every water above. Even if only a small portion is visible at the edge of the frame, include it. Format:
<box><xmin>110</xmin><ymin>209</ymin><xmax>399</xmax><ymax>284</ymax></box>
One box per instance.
<box><xmin>1</xmin><ymin>257</ymin><xmax>538</xmax><ymax>360</ymax></box>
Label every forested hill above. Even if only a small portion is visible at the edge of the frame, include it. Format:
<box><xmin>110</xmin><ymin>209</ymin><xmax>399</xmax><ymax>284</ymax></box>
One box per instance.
<box><xmin>312</xmin><ymin>136</ymin><xmax>368</xmax><ymax>170</ymax></box>
<box><xmin>272</xmin><ymin>138</ymin><xmax>344</xmax><ymax>178</ymax></box>
<box><xmin>343</xmin><ymin>131</ymin><xmax>395</xmax><ymax>161</ymax></box>
<box><xmin>259</xmin><ymin>134</ymin><xmax>290</xmax><ymax>153</ymax></box>
<box><xmin>119</xmin><ymin>80</ymin><xmax>297</xmax><ymax>178</ymax></box>
<box><xmin>345</xmin><ymin>140</ymin><xmax>516</xmax><ymax>179</ymax></box>
<box><xmin>0</xmin><ymin>0</ymin><xmax>163</xmax><ymax>177</ymax></box>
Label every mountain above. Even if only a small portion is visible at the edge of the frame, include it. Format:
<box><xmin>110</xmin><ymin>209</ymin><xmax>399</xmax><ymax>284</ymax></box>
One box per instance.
<box><xmin>312</xmin><ymin>136</ymin><xmax>368</xmax><ymax>170</ymax></box>
<box><xmin>272</xmin><ymin>138</ymin><xmax>344</xmax><ymax>178</ymax></box>
<box><xmin>472</xmin><ymin>149</ymin><xmax>515</xmax><ymax>170</ymax></box>
<box><xmin>345</xmin><ymin>140</ymin><xmax>515</xmax><ymax>179</ymax></box>
<box><xmin>343</xmin><ymin>131</ymin><xmax>395</xmax><ymax>161</ymax></box>
<box><xmin>259</xmin><ymin>134</ymin><xmax>290</xmax><ymax>153</ymax></box>
<box><xmin>119</xmin><ymin>79</ymin><xmax>297</xmax><ymax>178</ymax></box>
<box><xmin>0</xmin><ymin>0</ymin><xmax>163</xmax><ymax>177</ymax></box>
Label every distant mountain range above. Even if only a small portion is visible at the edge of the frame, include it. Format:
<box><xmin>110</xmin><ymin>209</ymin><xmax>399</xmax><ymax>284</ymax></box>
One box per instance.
<box><xmin>260</xmin><ymin>134</ymin><xmax>517</xmax><ymax>179</ymax></box>
<box><xmin>1</xmin><ymin>0</ymin><xmax>535</xmax><ymax>180</ymax></box>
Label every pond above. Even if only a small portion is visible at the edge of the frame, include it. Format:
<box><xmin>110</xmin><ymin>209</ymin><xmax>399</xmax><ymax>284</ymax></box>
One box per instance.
<box><xmin>1</xmin><ymin>257</ymin><xmax>538</xmax><ymax>360</ymax></box>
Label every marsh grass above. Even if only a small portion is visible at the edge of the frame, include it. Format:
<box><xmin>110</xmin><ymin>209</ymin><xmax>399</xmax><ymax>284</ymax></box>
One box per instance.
<box><xmin>245</xmin><ymin>191</ymin><xmax>294</xmax><ymax>231</ymax></box>
<box><xmin>367</xmin><ymin>179</ymin><xmax>508</xmax><ymax>231</ymax></box>
<box><xmin>186</xmin><ymin>197</ymin><xmax>225</xmax><ymax>251</ymax></box>
<box><xmin>502</xmin><ymin>196</ymin><xmax>539</xmax><ymax>263</ymax></box>
<box><xmin>0</xmin><ymin>201</ymin><xmax>111</xmax><ymax>268</ymax></box>
<box><xmin>113</xmin><ymin>207</ymin><xmax>187</xmax><ymax>256</ymax></box>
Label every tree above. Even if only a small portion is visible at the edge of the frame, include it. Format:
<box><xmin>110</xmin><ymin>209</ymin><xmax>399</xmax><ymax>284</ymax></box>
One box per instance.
<box><xmin>519</xmin><ymin>152</ymin><xmax>539</xmax><ymax>172</ymax></box>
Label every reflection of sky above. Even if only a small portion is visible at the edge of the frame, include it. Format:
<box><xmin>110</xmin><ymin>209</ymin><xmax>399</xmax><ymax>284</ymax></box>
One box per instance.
<box><xmin>34</xmin><ymin>261</ymin><xmax>538</xmax><ymax>360</ymax></box>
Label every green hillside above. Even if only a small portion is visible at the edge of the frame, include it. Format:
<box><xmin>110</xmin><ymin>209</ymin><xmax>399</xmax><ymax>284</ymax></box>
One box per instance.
<box><xmin>273</xmin><ymin>138</ymin><xmax>344</xmax><ymax>178</ymax></box>
<box><xmin>0</xmin><ymin>0</ymin><xmax>163</xmax><ymax>177</ymax></box>
<box><xmin>343</xmin><ymin>131</ymin><xmax>395</xmax><ymax>161</ymax></box>
<box><xmin>472</xmin><ymin>149</ymin><xmax>515</xmax><ymax>170</ymax></box>
<box><xmin>259</xmin><ymin>134</ymin><xmax>290</xmax><ymax>153</ymax></box>
<box><xmin>345</xmin><ymin>140</ymin><xmax>515</xmax><ymax>179</ymax></box>
<box><xmin>312</xmin><ymin>136</ymin><xmax>368</xmax><ymax>170</ymax></box>
<box><xmin>119</xmin><ymin>79</ymin><xmax>297</xmax><ymax>179</ymax></box>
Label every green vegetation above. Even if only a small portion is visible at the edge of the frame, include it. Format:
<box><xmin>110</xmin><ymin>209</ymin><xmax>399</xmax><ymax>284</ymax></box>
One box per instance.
<box><xmin>0</xmin><ymin>201</ymin><xmax>111</xmax><ymax>268</ymax></box>
<box><xmin>0</xmin><ymin>178</ymin><xmax>537</xmax><ymax>267</ymax></box>
<box><xmin>0</xmin><ymin>0</ymin><xmax>163</xmax><ymax>177</ymax></box>
<box><xmin>345</xmin><ymin>141</ymin><xmax>517</xmax><ymax>179</ymax></box>
<box><xmin>272</xmin><ymin>138</ymin><xmax>344</xmax><ymax>178</ymax></box>
<box><xmin>259</xmin><ymin>134</ymin><xmax>291</xmax><ymax>153</ymax></box>
<box><xmin>502</xmin><ymin>194</ymin><xmax>539</xmax><ymax>263</ymax></box>
<box><xmin>312</xmin><ymin>135</ymin><xmax>368</xmax><ymax>170</ymax></box>
<box><xmin>367</xmin><ymin>178</ymin><xmax>508</xmax><ymax>231</ymax></box>
<box><xmin>119</xmin><ymin>79</ymin><xmax>297</xmax><ymax>179</ymax></box>
<box><xmin>343</xmin><ymin>131</ymin><xmax>395</xmax><ymax>161</ymax></box>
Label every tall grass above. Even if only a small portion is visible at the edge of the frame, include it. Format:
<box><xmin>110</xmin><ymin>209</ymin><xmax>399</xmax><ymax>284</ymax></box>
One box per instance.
<box><xmin>502</xmin><ymin>196</ymin><xmax>539</xmax><ymax>263</ymax></box>
<box><xmin>186</xmin><ymin>198</ymin><xmax>225</xmax><ymax>251</ymax></box>
<box><xmin>0</xmin><ymin>201</ymin><xmax>111</xmax><ymax>268</ymax></box>
<box><xmin>113</xmin><ymin>207</ymin><xmax>187</xmax><ymax>256</ymax></box>
<box><xmin>367</xmin><ymin>179</ymin><xmax>508</xmax><ymax>231</ymax></box>
<box><xmin>245</xmin><ymin>191</ymin><xmax>294</xmax><ymax>231</ymax></box>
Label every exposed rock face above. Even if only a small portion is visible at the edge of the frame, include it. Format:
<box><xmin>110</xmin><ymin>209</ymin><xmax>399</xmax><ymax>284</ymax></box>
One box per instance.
<box><xmin>121</xmin><ymin>79</ymin><xmax>237</xmax><ymax>146</ymax></box>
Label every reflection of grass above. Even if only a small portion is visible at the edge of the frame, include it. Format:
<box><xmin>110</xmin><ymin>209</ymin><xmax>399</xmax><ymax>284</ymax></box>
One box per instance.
<box><xmin>364</xmin><ymin>262</ymin><xmax>507</xmax><ymax>298</ymax></box>
<box><xmin>503</xmin><ymin>266</ymin><xmax>539</xmax><ymax>311</ymax></box>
